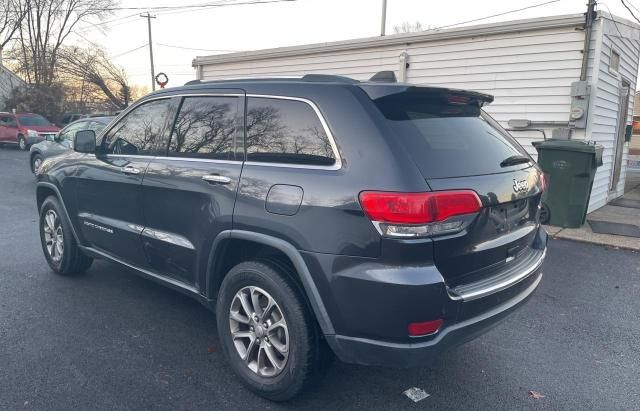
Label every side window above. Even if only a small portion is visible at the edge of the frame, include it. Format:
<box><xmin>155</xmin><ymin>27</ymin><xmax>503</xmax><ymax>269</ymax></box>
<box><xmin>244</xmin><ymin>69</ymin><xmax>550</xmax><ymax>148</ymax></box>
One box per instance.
<box><xmin>168</xmin><ymin>96</ymin><xmax>238</xmax><ymax>160</ymax></box>
<box><xmin>88</xmin><ymin>121</ymin><xmax>108</xmax><ymax>134</ymax></box>
<box><xmin>58</xmin><ymin>121</ymin><xmax>88</xmax><ymax>141</ymax></box>
<box><xmin>1</xmin><ymin>116</ymin><xmax>17</xmax><ymax>127</ymax></box>
<box><xmin>246</xmin><ymin>97</ymin><xmax>336</xmax><ymax>166</ymax></box>
<box><xmin>103</xmin><ymin>99</ymin><xmax>171</xmax><ymax>156</ymax></box>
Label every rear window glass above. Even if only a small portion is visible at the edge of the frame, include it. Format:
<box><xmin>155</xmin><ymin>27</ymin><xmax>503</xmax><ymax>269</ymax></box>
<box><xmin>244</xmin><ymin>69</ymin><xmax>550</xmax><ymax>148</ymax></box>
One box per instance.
<box><xmin>371</xmin><ymin>90</ymin><xmax>529</xmax><ymax>179</ymax></box>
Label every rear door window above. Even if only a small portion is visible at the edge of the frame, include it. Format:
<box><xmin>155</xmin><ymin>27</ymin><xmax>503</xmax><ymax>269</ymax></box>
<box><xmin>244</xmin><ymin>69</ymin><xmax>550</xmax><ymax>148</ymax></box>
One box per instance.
<box><xmin>245</xmin><ymin>97</ymin><xmax>336</xmax><ymax>166</ymax></box>
<box><xmin>168</xmin><ymin>96</ymin><xmax>238</xmax><ymax>160</ymax></box>
<box><xmin>370</xmin><ymin>89</ymin><xmax>529</xmax><ymax>179</ymax></box>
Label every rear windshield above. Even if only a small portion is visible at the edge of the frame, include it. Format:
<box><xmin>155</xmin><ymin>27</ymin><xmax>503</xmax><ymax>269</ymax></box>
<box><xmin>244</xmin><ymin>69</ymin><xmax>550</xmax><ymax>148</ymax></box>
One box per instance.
<box><xmin>372</xmin><ymin>90</ymin><xmax>530</xmax><ymax>179</ymax></box>
<box><xmin>18</xmin><ymin>114</ymin><xmax>51</xmax><ymax>127</ymax></box>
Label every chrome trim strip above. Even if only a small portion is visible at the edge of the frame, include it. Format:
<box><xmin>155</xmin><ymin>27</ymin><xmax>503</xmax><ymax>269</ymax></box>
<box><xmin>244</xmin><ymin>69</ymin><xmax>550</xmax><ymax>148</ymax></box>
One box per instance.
<box><xmin>246</xmin><ymin>94</ymin><xmax>342</xmax><ymax>171</ymax></box>
<box><xmin>141</xmin><ymin>227</ymin><xmax>196</xmax><ymax>250</ymax></box>
<box><xmin>151</xmin><ymin>157</ymin><xmax>242</xmax><ymax>164</ymax></box>
<box><xmin>100</xmin><ymin>92</ymin><xmax>342</xmax><ymax>171</ymax></box>
<box><xmin>448</xmin><ymin>248</ymin><xmax>546</xmax><ymax>302</ymax></box>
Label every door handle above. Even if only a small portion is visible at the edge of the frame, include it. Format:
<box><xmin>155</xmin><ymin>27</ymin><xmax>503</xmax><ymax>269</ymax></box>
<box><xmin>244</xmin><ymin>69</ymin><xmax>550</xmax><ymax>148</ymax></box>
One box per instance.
<box><xmin>202</xmin><ymin>174</ymin><xmax>231</xmax><ymax>184</ymax></box>
<box><xmin>122</xmin><ymin>165</ymin><xmax>142</xmax><ymax>175</ymax></box>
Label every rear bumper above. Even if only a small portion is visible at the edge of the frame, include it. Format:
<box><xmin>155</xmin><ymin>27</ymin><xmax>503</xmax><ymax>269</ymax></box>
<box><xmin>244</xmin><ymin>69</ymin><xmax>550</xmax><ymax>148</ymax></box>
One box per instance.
<box><xmin>325</xmin><ymin>269</ymin><xmax>543</xmax><ymax>367</ymax></box>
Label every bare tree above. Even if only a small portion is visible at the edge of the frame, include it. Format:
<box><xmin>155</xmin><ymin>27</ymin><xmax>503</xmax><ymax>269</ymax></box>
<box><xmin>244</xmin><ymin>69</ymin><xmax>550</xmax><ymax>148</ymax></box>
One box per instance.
<box><xmin>393</xmin><ymin>21</ymin><xmax>429</xmax><ymax>34</ymax></box>
<box><xmin>58</xmin><ymin>45</ymin><xmax>132</xmax><ymax>110</ymax></box>
<box><xmin>16</xmin><ymin>0</ymin><xmax>115</xmax><ymax>86</ymax></box>
<box><xmin>0</xmin><ymin>0</ymin><xmax>28</xmax><ymax>58</ymax></box>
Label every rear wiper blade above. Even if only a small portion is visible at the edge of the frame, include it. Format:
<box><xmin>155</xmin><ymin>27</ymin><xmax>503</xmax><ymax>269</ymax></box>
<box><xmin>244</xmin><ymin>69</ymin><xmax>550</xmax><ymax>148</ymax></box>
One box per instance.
<box><xmin>500</xmin><ymin>155</ymin><xmax>531</xmax><ymax>167</ymax></box>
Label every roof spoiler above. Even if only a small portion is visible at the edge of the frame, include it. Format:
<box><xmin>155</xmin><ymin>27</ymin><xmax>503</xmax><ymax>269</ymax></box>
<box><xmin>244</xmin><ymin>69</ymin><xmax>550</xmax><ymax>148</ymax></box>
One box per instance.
<box><xmin>369</xmin><ymin>71</ymin><xmax>397</xmax><ymax>83</ymax></box>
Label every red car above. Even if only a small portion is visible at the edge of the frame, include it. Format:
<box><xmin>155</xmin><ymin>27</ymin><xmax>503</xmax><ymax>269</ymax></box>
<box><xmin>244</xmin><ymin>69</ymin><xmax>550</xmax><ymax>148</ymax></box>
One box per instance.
<box><xmin>0</xmin><ymin>112</ymin><xmax>60</xmax><ymax>150</ymax></box>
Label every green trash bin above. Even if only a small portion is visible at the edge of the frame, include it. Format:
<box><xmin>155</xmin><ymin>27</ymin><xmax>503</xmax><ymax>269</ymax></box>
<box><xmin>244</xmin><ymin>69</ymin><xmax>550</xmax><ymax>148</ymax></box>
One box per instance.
<box><xmin>532</xmin><ymin>139</ymin><xmax>603</xmax><ymax>228</ymax></box>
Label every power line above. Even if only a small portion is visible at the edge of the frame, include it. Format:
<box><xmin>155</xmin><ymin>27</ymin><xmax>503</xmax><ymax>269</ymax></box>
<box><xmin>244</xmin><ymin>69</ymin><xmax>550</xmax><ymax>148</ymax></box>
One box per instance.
<box><xmin>435</xmin><ymin>0</ymin><xmax>562</xmax><ymax>30</ymax></box>
<box><xmin>620</xmin><ymin>0</ymin><xmax>640</xmax><ymax>23</ymax></box>
<box><xmin>111</xmin><ymin>44</ymin><xmax>148</xmax><ymax>59</ymax></box>
<box><xmin>156</xmin><ymin>43</ymin><xmax>242</xmax><ymax>52</ymax></box>
<box><xmin>80</xmin><ymin>0</ymin><xmax>294</xmax><ymax>12</ymax></box>
<box><xmin>626</xmin><ymin>0</ymin><xmax>640</xmax><ymax>14</ymax></box>
<box><xmin>78</xmin><ymin>0</ymin><xmax>296</xmax><ymax>33</ymax></box>
<box><xmin>600</xmin><ymin>2</ymin><xmax>623</xmax><ymax>36</ymax></box>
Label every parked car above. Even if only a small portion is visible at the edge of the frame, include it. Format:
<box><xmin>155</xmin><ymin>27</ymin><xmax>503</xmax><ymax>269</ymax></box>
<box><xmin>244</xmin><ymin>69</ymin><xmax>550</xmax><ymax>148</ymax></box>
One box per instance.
<box><xmin>35</xmin><ymin>74</ymin><xmax>547</xmax><ymax>401</ymax></box>
<box><xmin>29</xmin><ymin>116</ymin><xmax>114</xmax><ymax>173</ymax></box>
<box><xmin>0</xmin><ymin>112</ymin><xmax>60</xmax><ymax>150</ymax></box>
<box><xmin>57</xmin><ymin>113</ymin><xmax>86</xmax><ymax>128</ymax></box>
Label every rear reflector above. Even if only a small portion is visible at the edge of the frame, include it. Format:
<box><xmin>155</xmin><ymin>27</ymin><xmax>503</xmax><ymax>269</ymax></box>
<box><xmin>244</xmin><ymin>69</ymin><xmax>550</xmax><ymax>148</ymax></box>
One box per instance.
<box><xmin>359</xmin><ymin>191</ymin><xmax>482</xmax><ymax>225</ymax></box>
<box><xmin>540</xmin><ymin>173</ymin><xmax>548</xmax><ymax>192</ymax></box>
<box><xmin>408</xmin><ymin>319</ymin><xmax>444</xmax><ymax>337</ymax></box>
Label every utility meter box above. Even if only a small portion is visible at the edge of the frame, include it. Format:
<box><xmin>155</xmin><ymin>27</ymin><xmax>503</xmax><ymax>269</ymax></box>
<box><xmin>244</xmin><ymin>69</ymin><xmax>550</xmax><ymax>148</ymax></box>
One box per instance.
<box><xmin>569</xmin><ymin>80</ymin><xmax>590</xmax><ymax>129</ymax></box>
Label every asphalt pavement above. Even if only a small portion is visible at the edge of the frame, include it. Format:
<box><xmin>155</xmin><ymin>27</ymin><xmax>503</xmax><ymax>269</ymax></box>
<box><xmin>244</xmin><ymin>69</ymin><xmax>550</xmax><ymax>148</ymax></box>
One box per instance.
<box><xmin>1</xmin><ymin>146</ymin><xmax>639</xmax><ymax>410</ymax></box>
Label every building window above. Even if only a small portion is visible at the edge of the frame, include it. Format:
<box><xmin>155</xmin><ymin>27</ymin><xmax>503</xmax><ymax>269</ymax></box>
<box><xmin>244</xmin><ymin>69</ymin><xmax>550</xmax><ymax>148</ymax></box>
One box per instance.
<box><xmin>610</xmin><ymin>50</ymin><xmax>620</xmax><ymax>75</ymax></box>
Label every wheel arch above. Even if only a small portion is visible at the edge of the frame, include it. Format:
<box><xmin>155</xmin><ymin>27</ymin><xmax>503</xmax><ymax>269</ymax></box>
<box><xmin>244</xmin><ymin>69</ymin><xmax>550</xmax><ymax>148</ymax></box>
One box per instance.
<box><xmin>36</xmin><ymin>182</ymin><xmax>82</xmax><ymax>244</ymax></box>
<box><xmin>206</xmin><ymin>230</ymin><xmax>335</xmax><ymax>335</ymax></box>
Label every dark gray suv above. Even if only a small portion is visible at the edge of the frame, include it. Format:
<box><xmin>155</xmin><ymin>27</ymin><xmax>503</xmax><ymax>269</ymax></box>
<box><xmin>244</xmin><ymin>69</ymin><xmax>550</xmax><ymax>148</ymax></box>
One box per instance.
<box><xmin>35</xmin><ymin>74</ymin><xmax>547</xmax><ymax>400</ymax></box>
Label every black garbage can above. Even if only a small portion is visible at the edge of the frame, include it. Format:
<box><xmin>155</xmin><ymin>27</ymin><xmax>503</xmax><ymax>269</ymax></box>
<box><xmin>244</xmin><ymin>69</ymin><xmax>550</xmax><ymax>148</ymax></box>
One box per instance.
<box><xmin>532</xmin><ymin>139</ymin><xmax>603</xmax><ymax>228</ymax></box>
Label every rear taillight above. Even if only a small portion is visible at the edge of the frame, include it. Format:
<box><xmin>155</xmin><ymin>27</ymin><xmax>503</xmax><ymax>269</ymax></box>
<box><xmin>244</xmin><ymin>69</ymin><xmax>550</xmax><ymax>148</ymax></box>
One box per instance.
<box><xmin>359</xmin><ymin>190</ymin><xmax>482</xmax><ymax>238</ymax></box>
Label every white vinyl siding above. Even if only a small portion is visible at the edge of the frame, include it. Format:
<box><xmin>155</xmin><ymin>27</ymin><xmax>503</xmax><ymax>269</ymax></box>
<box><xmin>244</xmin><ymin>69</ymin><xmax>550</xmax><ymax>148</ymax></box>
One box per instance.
<box><xmin>196</xmin><ymin>13</ymin><xmax>640</xmax><ymax>212</ymax></box>
<box><xmin>586</xmin><ymin>17</ymin><xmax>640</xmax><ymax>211</ymax></box>
<box><xmin>0</xmin><ymin>65</ymin><xmax>25</xmax><ymax>110</ymax></box>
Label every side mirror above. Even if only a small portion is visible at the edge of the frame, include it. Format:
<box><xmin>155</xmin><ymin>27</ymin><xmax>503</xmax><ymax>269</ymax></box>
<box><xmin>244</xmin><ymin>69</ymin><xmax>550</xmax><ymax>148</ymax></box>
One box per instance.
<box><xmin>74</xmin><ymin>130</ymin><xmax>96</xmax><ymax>153</ymax></box>
<box><xmin>46</xmin><ymin>134</ymin><xmax>56</xmax><ymax>142</ymax></box>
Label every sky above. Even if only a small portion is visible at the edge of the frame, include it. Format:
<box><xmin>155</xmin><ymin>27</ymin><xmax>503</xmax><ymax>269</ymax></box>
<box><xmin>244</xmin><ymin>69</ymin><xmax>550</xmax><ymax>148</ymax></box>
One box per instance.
<box><xmin>73</xmin><ymin>0</ymin><xmax>640</xmax><ymax>89</ymax></box>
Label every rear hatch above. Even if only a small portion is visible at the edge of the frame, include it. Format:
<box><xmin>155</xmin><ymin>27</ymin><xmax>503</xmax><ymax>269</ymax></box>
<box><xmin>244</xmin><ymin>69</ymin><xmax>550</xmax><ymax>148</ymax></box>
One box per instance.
<box><xmin>363</xmin><ymin>85</ymin><xmax>544</xmax><ymax>286</ymax></box>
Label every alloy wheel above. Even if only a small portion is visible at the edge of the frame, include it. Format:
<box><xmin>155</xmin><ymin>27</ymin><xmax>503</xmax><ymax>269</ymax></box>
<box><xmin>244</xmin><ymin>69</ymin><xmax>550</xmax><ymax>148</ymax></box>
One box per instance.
<box><xmin>43</xmin><ymin>210</ymin><xmax>64</xmax><ymax>262</ymax></box>
<box><xmin>229</xmin><ymin>286</ymin><xmax>289</xmax><ymax>377</ymax></box>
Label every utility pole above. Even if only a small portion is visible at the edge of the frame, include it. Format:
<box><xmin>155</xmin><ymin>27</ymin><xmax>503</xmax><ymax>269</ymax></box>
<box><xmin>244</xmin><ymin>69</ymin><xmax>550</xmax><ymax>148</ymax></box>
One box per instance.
<box><xmin>380</xmin><ymin>0</ymin><xmax>387</xmax><ymax>36</ymax></box>
<box><xmin>579</xmin><ymin>0</ymin><xmax>596</xmax><ymax>81</ymax></box>
<box><xmin>140</xmin><ymin>12</ymin><xmax>157</xmax><ymax>91</ymax></box>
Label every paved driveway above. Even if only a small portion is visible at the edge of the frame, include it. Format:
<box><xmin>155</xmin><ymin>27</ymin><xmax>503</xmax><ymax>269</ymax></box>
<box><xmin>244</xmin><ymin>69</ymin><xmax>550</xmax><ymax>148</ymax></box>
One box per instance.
<box><xmin>1</xmin><ymin>147</ymin><xmax>638</xmax><ymax>410</ymax></box>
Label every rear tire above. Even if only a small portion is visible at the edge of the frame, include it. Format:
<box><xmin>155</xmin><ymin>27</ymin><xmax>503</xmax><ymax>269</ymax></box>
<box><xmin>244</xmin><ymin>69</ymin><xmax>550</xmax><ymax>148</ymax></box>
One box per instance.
<box><xmin>39</xmin><ymin>196</ymin><xmax>93</xmax><ymax>276</ymax></box>
<box><xmin>18</xmin><ymin>135</ymin><xmax>29</xmax><ymax>151</ymax></box>
<box><xmin>216</xmin><ymin>260</ymin><xmax>325</xmax><ymax>401</ymax></box>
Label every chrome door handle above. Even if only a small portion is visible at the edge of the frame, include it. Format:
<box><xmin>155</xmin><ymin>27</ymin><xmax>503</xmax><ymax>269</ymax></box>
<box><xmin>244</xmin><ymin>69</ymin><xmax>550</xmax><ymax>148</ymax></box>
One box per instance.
<box><xmin>202</xmin><ymin>175</ymin><xmax>231</xmax><ymax>184</ymax></box>
<box><xmin>122</xmin><ymin>165</ymin><xmax>141</xmax><ymax>175</ymax></box>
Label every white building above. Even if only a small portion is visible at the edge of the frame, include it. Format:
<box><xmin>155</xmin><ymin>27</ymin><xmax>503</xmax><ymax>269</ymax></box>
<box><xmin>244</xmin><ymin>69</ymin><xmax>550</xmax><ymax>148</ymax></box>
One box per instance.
<box><xmin>0</xmin><ymin>63</ymin><xmax>25</xmax><ymax>110</ymax></box>
<box><xmin>192</xmin><ymin>12</ymin><xmax>640</xmax><ymax>212</ymax></box>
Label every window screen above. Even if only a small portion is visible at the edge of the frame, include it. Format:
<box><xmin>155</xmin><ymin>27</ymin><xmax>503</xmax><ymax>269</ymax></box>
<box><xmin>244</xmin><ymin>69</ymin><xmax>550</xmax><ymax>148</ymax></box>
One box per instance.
<box><xmin>168</xmin><ymin>96</ymin><xmax>238</xmax><ymax>160</ymax></box>
<box><xmin>245</xmin><ymin>97</ymin><xmax>336</xmax><ymax>166</ymax></box>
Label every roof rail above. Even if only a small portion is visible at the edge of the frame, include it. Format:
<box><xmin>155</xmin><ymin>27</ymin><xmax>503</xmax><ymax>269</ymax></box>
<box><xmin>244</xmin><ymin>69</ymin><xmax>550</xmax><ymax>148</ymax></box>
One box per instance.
<box><xmin>301</xmin><ymin>74</ymin><xmax>358</xmax><ymax>83</ymax></box>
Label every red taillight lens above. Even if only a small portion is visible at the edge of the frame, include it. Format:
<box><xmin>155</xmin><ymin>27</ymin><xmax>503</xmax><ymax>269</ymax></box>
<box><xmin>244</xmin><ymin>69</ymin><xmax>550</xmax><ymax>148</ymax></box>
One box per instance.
<box><xmin>359</xmin><ymin>191</ymin><xmax>482</xmax><ymax>224</ymax></box>
<box><xmin>408</xmin><ymin>319</ymin><xmax>444</xmax><ymax>337</ymax></box>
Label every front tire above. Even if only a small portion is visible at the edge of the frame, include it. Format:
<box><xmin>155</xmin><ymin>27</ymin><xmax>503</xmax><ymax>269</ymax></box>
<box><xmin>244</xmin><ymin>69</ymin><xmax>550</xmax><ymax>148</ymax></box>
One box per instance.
<box><xmin>18</xmin><ymin>135</ymin><xmax>29</xmax><ymax>151</ymax></box>
<box><xmin>31</xmin><ymin>153</ymin><xmax>44</xmax><ymax>174</ymax></box>
<box><xmin>39</xmin><ymin>196</ymin><xmax>93</xmax><ymax>275</ymax></box>
<box><xmin>216</xmin><ymin>260</ymin><xmax>325</xmax><ymax>401</ymax></box>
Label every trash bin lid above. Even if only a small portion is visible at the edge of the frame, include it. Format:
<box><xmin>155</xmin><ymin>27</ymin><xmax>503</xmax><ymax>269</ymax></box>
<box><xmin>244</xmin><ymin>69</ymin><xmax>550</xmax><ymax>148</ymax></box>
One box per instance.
<box><xmin>532</xmin><ymin>139</ymin><xmax>602</xmax><ymax>153</ymax></box>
